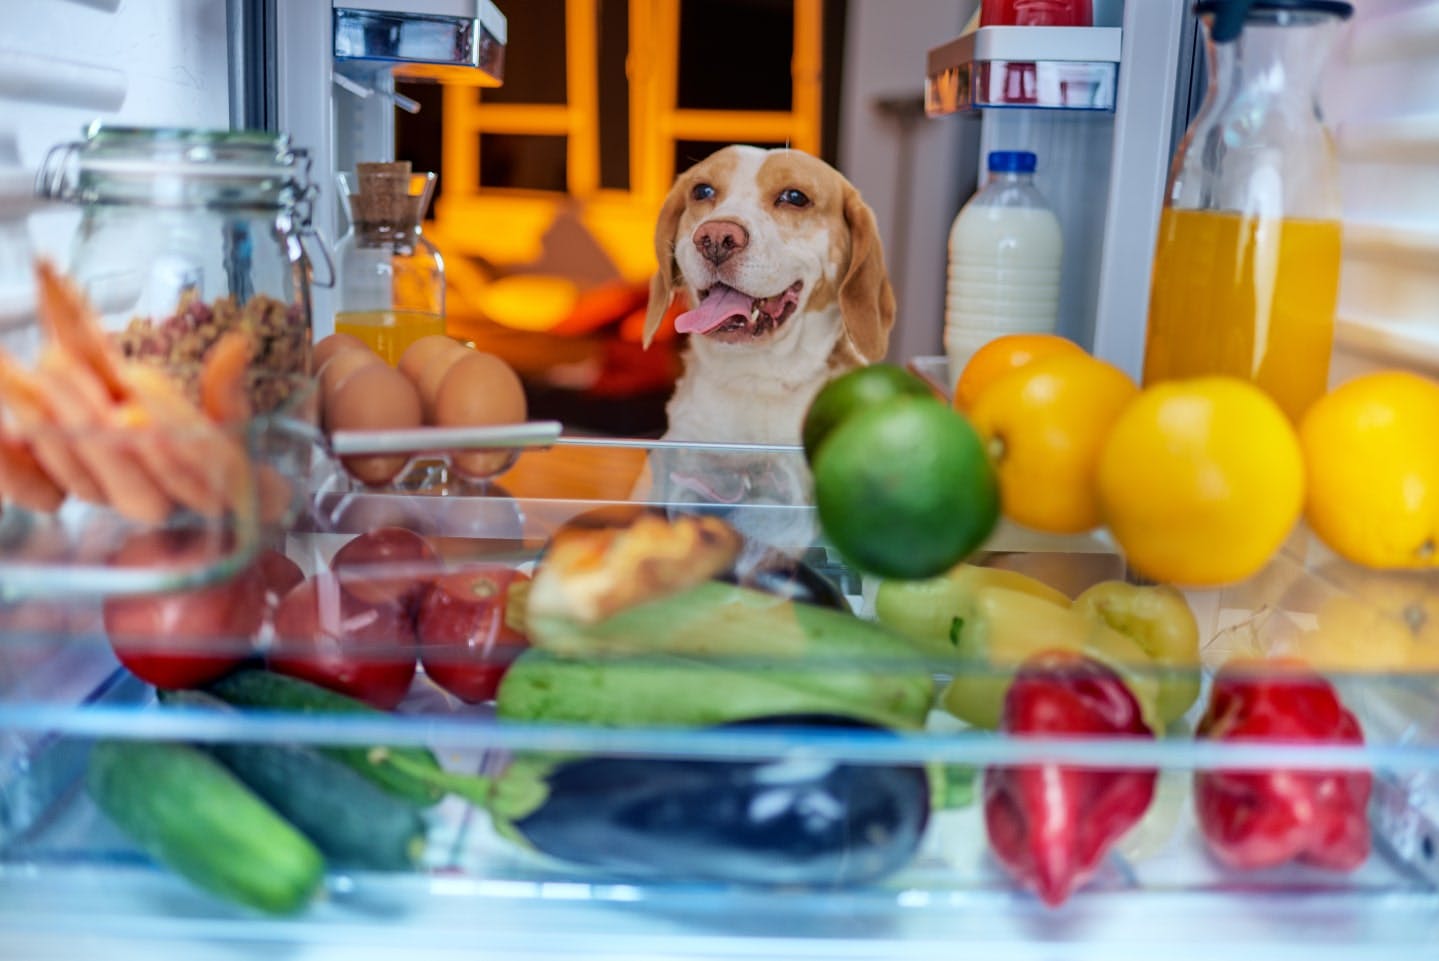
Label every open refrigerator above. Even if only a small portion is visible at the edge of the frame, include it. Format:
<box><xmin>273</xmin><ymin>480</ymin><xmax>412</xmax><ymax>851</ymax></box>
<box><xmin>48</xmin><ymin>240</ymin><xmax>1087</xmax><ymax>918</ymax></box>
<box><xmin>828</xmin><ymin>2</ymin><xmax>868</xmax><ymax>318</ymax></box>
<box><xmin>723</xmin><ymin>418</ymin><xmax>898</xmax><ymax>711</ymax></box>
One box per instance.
<box><xmin>1</xmin><ymin>1</ymin><xmax>1438</xmax><ymax>959</ymax></box>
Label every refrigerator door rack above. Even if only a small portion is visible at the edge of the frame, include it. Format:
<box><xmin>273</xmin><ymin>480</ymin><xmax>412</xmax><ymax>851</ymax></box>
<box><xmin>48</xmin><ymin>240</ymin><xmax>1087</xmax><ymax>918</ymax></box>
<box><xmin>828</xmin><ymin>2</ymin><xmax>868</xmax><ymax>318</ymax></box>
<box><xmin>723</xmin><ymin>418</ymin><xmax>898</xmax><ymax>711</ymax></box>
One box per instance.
<box><xmin>926</xmin><ymin>26</ymin><xmax>1122</xmax><ymax>115</ymax></box>
<box><xmin>332</xmin><ymin>0</ymin><xmax>508</xmax><ymax>87</ymax></box>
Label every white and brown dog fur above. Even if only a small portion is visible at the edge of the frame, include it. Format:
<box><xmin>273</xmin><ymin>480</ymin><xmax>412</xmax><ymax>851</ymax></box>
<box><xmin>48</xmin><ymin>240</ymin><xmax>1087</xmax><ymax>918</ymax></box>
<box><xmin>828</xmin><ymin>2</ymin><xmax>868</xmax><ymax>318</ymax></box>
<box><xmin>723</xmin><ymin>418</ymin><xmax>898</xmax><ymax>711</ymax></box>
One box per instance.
<box><xmin>638</xmin><ymin>146</ymin><xmax>895</xmax><ymax>560</ymax></box>
<box><xmin>643</xmin><ymin>145</ymin><xmax>896</xmax><ymax>445</ymax></box>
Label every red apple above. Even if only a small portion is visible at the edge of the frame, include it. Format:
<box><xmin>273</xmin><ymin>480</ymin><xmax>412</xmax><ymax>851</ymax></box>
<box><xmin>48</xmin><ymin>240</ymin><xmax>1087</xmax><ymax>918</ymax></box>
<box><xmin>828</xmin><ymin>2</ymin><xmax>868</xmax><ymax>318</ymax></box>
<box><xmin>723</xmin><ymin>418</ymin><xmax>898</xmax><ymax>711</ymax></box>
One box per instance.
<box><xmin>102</xmin><ymin>529</ymin><xmax>265</xmax><ymax>690</ymax></box>
<box><xmin>255</xmin><ymin>548</ymin><xmax>305</xmax><ymax>611</ymax></box>
<box><xmin>269</xmin><ymin>573</ymin><xmax>417</xmax><ymax>709</ymax></box>
<box><xmin>331</xmin><ymin>526</ymin><xmax>439</xmax><ymax>609</ymax></box>
<box><xmin>416</xmin><ymin>565</ymin><xmax>530</xmax><ymax>703</ymax></box>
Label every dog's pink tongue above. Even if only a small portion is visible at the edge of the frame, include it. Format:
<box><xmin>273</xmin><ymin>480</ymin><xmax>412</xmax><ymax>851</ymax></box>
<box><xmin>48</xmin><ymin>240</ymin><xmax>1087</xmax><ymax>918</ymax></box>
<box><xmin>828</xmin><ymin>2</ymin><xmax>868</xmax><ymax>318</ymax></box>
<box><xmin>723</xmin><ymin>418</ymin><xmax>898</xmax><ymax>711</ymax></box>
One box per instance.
<box><xmin>675</xmin><ymin>286</ymin><xmax>752</xmax><ymax>334</ymax></box>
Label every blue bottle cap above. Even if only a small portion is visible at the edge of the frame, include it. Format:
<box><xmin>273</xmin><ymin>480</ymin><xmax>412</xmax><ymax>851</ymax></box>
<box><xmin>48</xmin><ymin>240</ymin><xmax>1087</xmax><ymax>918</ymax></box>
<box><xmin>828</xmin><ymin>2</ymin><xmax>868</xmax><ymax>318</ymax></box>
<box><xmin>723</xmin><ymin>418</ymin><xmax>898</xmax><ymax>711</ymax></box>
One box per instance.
<box><xmin>988</xmin><ymin>151</ymin><xmax>1037</xmax><ymax>173</ymax></box>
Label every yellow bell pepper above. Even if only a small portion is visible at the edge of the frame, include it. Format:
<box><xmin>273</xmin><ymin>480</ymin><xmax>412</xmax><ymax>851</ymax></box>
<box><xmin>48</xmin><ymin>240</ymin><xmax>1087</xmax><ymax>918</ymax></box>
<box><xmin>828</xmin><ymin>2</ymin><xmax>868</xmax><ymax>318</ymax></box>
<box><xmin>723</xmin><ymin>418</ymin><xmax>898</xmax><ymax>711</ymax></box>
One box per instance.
<box><xmin>937</xmin><ymin>585</ymin><xmax>1163</xmax><ymax>732</ymax></box>
<box><xmin>876</xmin><ymin>563</ymin><xmax>1200</xmax><ymax>730</ymax></box>
<box><xmin>873</xmin><ymin>562</ymin><xmax>1071</xmax><ymax>659</ymax></box>
<box><xmin>1070</xmin><ymin>581</ymin><xmax>1201</xmax><ymax>724</ymax></box>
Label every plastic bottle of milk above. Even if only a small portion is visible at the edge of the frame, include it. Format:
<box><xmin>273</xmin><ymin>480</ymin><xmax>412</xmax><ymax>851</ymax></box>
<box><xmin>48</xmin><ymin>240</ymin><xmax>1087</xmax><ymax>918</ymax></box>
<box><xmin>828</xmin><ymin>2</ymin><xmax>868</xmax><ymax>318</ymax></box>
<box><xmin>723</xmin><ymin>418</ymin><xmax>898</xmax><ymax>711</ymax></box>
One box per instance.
<box><xmin>944</xmin><ymin>150</ymin><xmax>1063</xmax><ymax>391</ymax></box>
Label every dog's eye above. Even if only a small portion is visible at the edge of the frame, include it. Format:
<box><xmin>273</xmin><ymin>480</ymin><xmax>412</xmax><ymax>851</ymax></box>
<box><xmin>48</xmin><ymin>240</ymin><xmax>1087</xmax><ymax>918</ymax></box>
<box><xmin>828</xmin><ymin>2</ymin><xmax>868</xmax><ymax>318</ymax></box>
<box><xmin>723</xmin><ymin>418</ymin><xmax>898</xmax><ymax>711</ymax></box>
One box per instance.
<box><xmin>777</xmin><ymin>188</ymin><xmax>811</xmax><ymax>208</ymax></box>
<box><xmin>691</xmin><ymin>183</ymin><xmax>716</xmax><ymax>202</ymax></box>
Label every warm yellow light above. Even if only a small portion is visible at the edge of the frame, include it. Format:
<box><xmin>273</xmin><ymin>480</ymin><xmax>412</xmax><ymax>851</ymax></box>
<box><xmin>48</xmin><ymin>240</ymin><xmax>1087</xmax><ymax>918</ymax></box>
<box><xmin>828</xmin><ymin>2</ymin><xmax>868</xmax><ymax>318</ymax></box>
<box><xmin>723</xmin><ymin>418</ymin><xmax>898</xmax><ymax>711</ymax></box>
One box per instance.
<box><xmin>477</xmin><ymin>274</ymin><xmax>581</xmax><ymax>331</ymax></box>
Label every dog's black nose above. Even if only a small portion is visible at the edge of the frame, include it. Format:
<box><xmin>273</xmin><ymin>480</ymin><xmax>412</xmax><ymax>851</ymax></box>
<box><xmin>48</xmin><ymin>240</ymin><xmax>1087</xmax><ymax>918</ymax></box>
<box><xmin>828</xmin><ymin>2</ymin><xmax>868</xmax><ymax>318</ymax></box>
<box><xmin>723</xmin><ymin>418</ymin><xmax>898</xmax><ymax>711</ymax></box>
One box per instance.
<box><xmin>694</xmin><ymin>220</ymin><xmax>749</xmax><ymax>265</ymax></box>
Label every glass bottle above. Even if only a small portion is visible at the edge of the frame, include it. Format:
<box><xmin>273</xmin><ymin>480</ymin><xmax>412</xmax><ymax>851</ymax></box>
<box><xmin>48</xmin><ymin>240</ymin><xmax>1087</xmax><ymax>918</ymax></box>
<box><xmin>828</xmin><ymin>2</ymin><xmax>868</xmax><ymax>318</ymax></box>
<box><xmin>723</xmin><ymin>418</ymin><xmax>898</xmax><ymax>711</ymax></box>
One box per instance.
<box><xmin>334</xmin><ymin>162</ymin><xmax>445</xmax><ymax>365</ymax></box>
<box><xmin>35</xmin><ymin>125</ymin><xmax>326</xmax><ymax>414</ymax></box>
<box><xmin>1142</xmin><ymin>0</ymin><xmax>1354</xmax><ymax>424</ymax></box>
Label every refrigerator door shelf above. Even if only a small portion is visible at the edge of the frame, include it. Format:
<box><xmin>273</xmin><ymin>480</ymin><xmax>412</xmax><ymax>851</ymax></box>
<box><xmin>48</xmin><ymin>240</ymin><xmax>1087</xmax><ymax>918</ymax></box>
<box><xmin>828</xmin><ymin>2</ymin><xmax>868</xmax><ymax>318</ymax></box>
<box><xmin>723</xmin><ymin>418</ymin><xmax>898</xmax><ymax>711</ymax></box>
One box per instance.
<box><xmin>926</xmin><ymin>26</ymin><xmax>1122</xmax><ymax>116</ymax></box>
<box><xmin>333</xmin><ymin>2</ymin><xmax>506</xmax><ymax>86</ymax></box>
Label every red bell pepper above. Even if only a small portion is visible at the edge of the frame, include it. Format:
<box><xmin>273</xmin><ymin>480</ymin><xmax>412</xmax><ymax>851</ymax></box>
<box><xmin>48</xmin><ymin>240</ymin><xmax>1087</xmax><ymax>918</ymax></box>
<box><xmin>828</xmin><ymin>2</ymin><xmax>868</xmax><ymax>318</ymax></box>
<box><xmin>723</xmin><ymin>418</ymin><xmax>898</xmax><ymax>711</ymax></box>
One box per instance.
<box><xmin>983</xmin><ymin>650</ymin><xmax>1157</xmax><ymax>907</ymax></box>
<box><xmin>1194</xmin><ymin>660</ymin><xmax>1372</xmax><ymax>872</ymax></box>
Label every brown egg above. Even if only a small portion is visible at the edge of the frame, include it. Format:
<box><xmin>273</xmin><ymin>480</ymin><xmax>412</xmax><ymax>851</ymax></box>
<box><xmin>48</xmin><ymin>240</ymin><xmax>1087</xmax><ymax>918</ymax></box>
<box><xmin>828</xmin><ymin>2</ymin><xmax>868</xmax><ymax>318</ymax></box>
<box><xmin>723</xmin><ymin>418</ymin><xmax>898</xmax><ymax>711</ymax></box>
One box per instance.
<box><xmin>431</xmin><ymin>352</ymin><xmax>528</xmax><ymax>478</ymax></box>
<box><xmin>313</xmin><ymin>332</ymin><xmax>371</xmax><ymax>374</ymax></box>
<box><xmin>325</xmin><ymin>364</ymin><xmax>424</xmax><ymax>486</ymax></box>
<box><xmin>417</xmin><ymin>346</ymin><xmax>466</xmax><ymax>417</ymax></box>
<box><xmin>398</xmin><ymin>335</ymin><xmax>466</xmax><ymax>393</ymax></box>
<box><xmin>319</xmin><ymin>347</ymin><xmax>385</xmax><ymax>428</ymax></box>
<box><xmin>413</xmin><ymin>344</ymin><xmax>473</xmax><ymax>422</ymax></box>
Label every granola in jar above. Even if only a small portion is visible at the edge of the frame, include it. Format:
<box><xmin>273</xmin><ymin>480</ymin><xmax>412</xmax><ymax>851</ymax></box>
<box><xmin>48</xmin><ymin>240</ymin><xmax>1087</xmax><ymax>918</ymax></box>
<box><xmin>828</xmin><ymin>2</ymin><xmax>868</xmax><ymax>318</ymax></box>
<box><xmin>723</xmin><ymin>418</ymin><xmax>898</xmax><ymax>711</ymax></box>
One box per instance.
<box><xmin>36</xmin><ymin>126</ymin><xmax>327</xmax><ymax>418</ymax></box>
<box><xmin>112</xmin><ymin>293</ymin><xmax>310</xmax><ymax>414</ymax></box>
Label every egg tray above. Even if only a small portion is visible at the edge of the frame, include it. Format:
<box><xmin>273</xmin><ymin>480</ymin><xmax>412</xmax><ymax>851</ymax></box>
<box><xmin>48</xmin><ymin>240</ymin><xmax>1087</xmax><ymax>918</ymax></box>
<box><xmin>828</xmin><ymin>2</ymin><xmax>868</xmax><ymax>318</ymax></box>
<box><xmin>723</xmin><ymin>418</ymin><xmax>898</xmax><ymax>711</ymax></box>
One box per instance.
<box><xmin>323</xmin><ymin>420</ymin><xmax>563</xmax><ymax>492</ymax></box>
<box><xmin>316</xmin><ymin>332</ymin><xmax>533</xmax><ymax>490</ymax></box>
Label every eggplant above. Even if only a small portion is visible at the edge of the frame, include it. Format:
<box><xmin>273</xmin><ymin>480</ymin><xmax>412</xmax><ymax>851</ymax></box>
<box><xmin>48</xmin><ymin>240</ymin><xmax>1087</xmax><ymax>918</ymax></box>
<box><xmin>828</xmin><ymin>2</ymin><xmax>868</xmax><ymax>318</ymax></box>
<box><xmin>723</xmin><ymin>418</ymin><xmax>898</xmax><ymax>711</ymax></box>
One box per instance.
<box><xmin>501</xmin><ymin>714</ymin><xmax>930</xmax><ymax>887</ymax></box>
<box><xmin>719</xmin><ymin>547</ymin><xmax>851</xmax><ymax>612</ymax></box>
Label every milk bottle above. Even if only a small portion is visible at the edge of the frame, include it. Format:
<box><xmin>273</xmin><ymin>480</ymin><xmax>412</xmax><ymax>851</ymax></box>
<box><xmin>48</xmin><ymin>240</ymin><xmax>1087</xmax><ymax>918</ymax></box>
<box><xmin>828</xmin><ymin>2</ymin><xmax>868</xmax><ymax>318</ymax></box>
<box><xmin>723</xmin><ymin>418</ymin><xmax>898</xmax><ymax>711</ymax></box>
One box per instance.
<box><xmin>944</xmin><ymin>150</ymin><xmax>1063</xmax><ymax>391</ymax></box>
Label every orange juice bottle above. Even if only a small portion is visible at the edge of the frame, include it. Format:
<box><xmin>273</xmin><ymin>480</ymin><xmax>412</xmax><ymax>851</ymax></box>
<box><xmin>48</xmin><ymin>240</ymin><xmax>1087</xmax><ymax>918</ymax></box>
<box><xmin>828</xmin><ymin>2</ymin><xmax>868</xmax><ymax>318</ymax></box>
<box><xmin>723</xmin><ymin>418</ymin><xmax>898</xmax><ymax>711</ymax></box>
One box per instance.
<box><xmin>1143</xmin><ymin>208</ymin><xmax>1341</xmax><ymax>424</ymax></box>
<box><xmin>1142</xmin><ymin>1</ymin><xmax>1352</xmax><ymax>423</ymax></box>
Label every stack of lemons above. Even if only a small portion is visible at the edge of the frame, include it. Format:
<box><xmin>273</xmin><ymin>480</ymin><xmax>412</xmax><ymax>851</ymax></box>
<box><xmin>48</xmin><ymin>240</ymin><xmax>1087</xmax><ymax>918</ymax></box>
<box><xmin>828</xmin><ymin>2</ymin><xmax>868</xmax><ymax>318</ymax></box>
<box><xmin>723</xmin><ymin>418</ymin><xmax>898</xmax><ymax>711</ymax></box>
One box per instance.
<box><xmin>951</xmin><ymin>334</ymin><xmax>1439</xmax><ymax>585</ymax></box>
<box><xmin>807</xmin><ymin>335</ymin><xmax>1439</xmax><ymax>593</ymax></box>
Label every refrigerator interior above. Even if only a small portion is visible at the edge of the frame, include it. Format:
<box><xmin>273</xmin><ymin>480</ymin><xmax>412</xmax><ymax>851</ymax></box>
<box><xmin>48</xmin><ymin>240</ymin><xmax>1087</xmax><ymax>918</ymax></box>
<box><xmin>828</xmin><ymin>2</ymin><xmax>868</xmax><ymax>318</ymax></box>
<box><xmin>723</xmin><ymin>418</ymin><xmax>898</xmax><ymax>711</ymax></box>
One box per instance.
<box><xmin>2</xmin><ymin>1</ymin><xmax>1439</xmax><ymax>959</ymax></box>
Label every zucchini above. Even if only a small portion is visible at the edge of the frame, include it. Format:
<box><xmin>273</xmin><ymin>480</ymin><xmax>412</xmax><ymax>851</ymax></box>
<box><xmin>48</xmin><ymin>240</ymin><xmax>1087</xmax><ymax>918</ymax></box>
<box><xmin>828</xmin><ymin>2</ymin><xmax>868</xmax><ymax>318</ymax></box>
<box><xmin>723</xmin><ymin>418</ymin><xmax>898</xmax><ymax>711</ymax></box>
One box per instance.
<box><xmin>522</xmin><ymin>581</ymin><xmax>937</xmax><ymax>730</ymax></box>
<box><xmin>497</xmin><ymin>647</ymin><xmax>931</xmax><ymax>731</ymax></box>
<box><xmin>87</xmin><ymin>739</ymin><xmax>325</xmax><ymax>915</ymax></box>
<box><xmin>207</xmin><ymin>670</ymin><xmax>446</xmax><ymax>806</ymax></box>
<box><xmin>161</xmin><ymin>690</ymin><xmax>429</xmax><ymax>871</ymax></box>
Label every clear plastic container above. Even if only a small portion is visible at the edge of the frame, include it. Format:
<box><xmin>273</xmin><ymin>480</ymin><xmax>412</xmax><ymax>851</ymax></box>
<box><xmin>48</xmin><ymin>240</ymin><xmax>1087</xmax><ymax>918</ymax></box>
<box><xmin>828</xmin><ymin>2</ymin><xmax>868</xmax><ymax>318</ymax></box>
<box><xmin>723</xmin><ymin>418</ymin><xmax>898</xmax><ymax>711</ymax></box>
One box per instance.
<box><xmin>0</xmin><ymin>400</ymin><xmax>313</xmax><ymax>601</ymax></box>
<box><xmin>0</xmin><ymin>242</ymin><xmax>320</xmax><ymax>598</ymax></box>
<box><xmin>944</xmin><ymin>150</ymin><xmax>1064</xmax><ymax>390</ymax></box>
<box><xmin>0</xmin><ymin>442</ymin><xmax>1436</xmax><ymax>956</ymax></box>
<box><xmin>334</xmin><ymin>163</ymin><xmax>445</xmax><ymax>366</ymax></box>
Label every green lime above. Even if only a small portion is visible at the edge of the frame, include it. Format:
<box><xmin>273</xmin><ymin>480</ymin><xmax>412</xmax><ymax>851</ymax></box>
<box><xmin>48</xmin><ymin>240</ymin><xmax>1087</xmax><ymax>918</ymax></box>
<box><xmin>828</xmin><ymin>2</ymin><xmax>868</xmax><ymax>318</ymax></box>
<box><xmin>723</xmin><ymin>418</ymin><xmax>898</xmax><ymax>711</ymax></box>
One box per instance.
<box><xmin>802</xmin><ymin>364</ymin><xmax>935</xmax><ymax>463</ymax></box>
<box><xmin>813</xmin><ymin>395</ymin><xmax>999</xmax><ymax>580</ymax></box>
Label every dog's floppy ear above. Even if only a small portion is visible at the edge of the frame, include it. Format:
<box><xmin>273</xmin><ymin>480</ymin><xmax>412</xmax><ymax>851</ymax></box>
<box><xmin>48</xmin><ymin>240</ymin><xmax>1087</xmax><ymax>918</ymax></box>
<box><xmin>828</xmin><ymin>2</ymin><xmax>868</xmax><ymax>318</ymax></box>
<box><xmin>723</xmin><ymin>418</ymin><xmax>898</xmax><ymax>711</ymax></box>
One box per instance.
<box><xmin>838</xmin><ymin>182</ymin><xmax>896</xmax><ymax>362</ymax></box>
<box><xmin>643</xmin><ymin>178</ymin><xmax>690</xmax><ymax>348</ymax></box>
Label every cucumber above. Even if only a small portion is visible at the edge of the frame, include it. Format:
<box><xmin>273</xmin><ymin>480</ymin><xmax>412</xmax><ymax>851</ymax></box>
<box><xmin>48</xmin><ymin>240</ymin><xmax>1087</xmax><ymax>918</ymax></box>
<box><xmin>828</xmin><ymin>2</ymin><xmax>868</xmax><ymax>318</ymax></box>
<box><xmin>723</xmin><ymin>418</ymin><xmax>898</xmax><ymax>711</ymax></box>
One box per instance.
<box><xmin>206</xmin><ymin>670</ymin><xmax>446</xmax><ymax>807</ymax></box>
<box><xmin>87</xmin><ymin>739</ymin><xmax>325</xmax><ymax>915</ymax></box>
<box><xmin>160</xmin><ymin>690</ymin><xmax>429</xmax><ymax>871</ymax></box>
<box><xmin>496</xmin><ymin>647</ymin><xmax>933</xmax><ymax>731</ymax></box>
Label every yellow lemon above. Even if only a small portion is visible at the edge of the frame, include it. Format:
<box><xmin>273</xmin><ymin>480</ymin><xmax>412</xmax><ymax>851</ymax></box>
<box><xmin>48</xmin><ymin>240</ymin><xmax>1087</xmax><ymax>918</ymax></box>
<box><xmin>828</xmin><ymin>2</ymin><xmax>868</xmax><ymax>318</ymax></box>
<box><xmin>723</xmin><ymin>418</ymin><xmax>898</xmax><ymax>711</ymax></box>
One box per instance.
<box><xmin>1299</xmin><ymin>370</ymin><xmax>1439</xmax><ymax>569</ymax></box>
<box><xmin>1096</xmin><ymin>377</ymin><xmax>1304</xmax><ymax>587</ymax></box>
<box><xmin>1300</xmin><ymin>562</ymin><xmax>1439</xmax><ymax>671</ymax></box>
<box><xmin>953</xmin><ymin>333</ymin><xmax>1086</xmax><ymax>413</ymax></box>
<box><xmin>969</xmin><ymin>352</ymin><xmax>1138</xmax><ymax>534</ymax></box>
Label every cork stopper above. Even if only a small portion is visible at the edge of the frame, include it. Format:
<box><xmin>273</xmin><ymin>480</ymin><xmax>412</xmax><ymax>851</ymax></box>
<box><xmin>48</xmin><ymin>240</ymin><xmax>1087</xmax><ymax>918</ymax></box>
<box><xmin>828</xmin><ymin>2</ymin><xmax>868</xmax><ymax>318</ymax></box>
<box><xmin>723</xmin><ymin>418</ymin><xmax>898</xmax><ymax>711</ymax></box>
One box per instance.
<box><xmin>352</xmin><ymin>161</ymin><xmax>417</xmax><ymax>227</ymax></box>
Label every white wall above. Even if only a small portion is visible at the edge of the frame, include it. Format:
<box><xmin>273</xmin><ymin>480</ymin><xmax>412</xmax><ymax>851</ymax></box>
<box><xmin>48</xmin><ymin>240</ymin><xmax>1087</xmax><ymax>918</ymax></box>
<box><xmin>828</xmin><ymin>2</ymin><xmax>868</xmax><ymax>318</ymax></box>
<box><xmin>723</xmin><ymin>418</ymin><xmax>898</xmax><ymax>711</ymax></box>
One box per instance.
<box><xmin>838</xmin><ymin>0</ymin><xmax>981</xmax><ymax>367</ymax></box>
<box><xmin>0</xmin><ymin>0</ymin><xmax>231</xmax><ymax>343</ymax></box>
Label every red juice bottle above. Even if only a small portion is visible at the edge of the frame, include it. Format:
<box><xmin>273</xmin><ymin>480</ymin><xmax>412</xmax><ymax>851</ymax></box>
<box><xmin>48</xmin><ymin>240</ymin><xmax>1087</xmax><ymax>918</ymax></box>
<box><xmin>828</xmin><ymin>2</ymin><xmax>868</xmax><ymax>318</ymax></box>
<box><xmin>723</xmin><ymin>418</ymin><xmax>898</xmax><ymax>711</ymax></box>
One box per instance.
<box><xmin>981</xmin><ymin>0</ymin><xmax>1093</xmax><ymax>26</ymax></box>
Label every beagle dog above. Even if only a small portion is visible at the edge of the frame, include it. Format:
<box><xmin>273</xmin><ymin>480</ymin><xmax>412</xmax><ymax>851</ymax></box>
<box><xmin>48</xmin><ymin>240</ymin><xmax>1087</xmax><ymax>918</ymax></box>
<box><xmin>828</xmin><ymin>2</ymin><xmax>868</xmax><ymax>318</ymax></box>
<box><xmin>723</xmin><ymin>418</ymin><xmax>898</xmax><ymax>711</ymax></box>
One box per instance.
<box><xmin>643</xmin><ymin>146</ymin><xmax>896</xmax><ymax>445</ymax></box>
